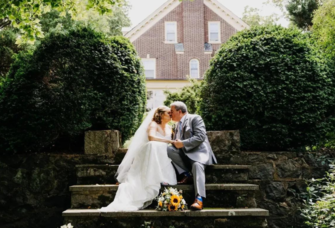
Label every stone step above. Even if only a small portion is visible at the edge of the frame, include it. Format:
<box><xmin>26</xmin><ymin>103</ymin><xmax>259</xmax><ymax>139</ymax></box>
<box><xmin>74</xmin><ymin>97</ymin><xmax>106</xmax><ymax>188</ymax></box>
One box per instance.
<box><xmin>76</xmin><ymin>164</ymin><xmax>251</xmax><ymax>184</ymax></box>
<box><xmin>70</xmin><ymin>183</ymin><xmax>258</xmax><ymax>209</ymax></box>
<box><xmin>63</xmin><ymin>208</ymin><xmax>269</xmax><ymax>228</ymax></box>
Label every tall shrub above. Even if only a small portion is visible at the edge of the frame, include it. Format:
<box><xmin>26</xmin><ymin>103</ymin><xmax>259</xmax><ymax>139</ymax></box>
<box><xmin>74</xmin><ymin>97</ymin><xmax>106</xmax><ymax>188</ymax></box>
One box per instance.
<box><xmin>164</xmin><ymin>78</ymin><xmax>203</xmax><ymax>114</ymax></box>
<box><xmin>0</xmin><ymin>27</ymin><xmax>146</xmax><ymax>154</ymax></box>
<box><xmin>200</xmin><ymin>25</ymin><xmax>335</xmax><ymax>151</ymax></box>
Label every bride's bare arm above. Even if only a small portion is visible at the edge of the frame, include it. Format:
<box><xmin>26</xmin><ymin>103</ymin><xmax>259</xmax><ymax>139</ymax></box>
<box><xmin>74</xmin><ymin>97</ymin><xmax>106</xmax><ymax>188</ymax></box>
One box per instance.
<box><xmin>147</xmin><ymin>122</ymin><xmax>174</xmax><ymax>143</ymax></box>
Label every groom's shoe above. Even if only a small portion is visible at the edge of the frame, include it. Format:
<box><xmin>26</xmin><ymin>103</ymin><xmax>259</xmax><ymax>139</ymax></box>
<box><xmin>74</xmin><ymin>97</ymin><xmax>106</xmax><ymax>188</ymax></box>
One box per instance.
<box><xmin>190</xmin><ymin>198</ymin><xmax>203</xmax><ymax>210</ymax></box>
<box><xmin>177</xmin><ymin>176</ymin><xmax>193</xmax><ymax>184</ymax></box>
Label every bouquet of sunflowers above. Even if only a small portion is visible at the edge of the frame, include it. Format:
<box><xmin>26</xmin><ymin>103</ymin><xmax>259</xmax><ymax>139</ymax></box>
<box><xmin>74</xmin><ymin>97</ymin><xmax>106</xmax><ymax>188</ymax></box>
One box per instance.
<box><xmin>156</xmin><ymin>187</ymin><xmax>187</xmax><ymax>211</ymax></box>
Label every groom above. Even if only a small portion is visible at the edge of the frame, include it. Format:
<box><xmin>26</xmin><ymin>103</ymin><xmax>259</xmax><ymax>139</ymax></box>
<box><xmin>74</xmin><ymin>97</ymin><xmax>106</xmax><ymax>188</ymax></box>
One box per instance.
<box><xmin>168</xmin><ymin>101</ymin><xmax>217</xmax><ymax>210</ymax></box>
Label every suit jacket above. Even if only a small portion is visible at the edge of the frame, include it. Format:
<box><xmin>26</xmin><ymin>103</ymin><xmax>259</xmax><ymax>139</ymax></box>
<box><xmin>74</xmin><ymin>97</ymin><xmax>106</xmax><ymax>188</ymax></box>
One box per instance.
<box><xmin>174</xmin><ymin>114</ymin><xmax>217</xmax><ymax>165</ymax></box>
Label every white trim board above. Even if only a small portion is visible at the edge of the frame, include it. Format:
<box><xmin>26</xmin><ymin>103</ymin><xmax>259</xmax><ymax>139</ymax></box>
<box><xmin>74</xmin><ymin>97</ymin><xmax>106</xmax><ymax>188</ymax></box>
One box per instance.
<box><xmin>125</xmin><ymin>0</ymin><xmax>181</xmax><ymax>42</ymax></box>
<box><xmin>204</xmin><ymin>0</ymin><xmax>250</xmax><ymax>31</ymax></box>
<box><xmin>125</xmin><ymin>0</ymin><xmax>249</xmax><ymax>43</ymax></box>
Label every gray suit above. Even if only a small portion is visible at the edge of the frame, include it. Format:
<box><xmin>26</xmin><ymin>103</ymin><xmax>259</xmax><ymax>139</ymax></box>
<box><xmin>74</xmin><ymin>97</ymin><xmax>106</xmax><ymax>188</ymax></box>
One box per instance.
<box><xmin>167</xmin><ymin>114</ymin><xmax>217</xmax><ymax>198</ymax></box>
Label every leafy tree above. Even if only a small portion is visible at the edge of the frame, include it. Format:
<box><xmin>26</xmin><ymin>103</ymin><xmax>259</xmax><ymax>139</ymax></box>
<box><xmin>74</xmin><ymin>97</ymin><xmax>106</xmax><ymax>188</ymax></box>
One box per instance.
<box><xmin>39</xmin><ymin>2</ymin><xmax>131</xmax><ymax>37</ymax></box>
<box><xmin>312</xmin><ymin>0</ymin><xmax>335</xmax><ymax>59</ymax></box>
<box><xmin>200</xmin><ymin>25</ymin><xmax>335</xmax><ymax>151</ymax></box>
<box><xmin>0</xmin><ymin>27</ymin><xmax>146</xmax><ymax>154</ymax></box>
<box><xmin>0</xmin><ymin>28</ymin><xmax>32</xmax><ymax>79</ymax></box>
<box><xmin>286</xmin><ymin>0</ymin><xmax>322</xmax><ymax>30</ymax></box>
<box><xmin>242</xmin><ymin>6</ymin><xmax>281</xmax><ymax>27</ymax></box>
<box><xmin>265</xmin><ymin>0</ymin><xmax>322</xmax><ymax>30</ymax></box>
<box><xmin>0</xmin><ymin>0</ymin><xmax>125</xmax><ymax>44</ymax></box>
<box><xmin>164</xmin><ymin>78</ymin><xmax>203</xmax><ymax>114</ymax></box>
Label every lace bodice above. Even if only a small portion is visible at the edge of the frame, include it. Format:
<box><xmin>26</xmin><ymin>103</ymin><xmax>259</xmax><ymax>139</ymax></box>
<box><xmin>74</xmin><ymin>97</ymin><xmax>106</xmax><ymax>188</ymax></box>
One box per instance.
<box><xmin>156</xmin><ymin>125</ymin><xmax>172</xmax><ymax>140</ymax></box>
<box><xmin>156</xmin><ymin>131</ymin><xmax>172</xmax><ymax>140</ymax></box>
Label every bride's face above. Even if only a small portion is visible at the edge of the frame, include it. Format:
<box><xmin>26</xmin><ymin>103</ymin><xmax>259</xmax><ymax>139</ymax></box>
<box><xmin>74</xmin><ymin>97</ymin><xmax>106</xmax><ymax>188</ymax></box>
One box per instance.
<box><xmin>161</xmin><ymin>109</ymin><xmax>171</xmax><ymax>122</ymax></box>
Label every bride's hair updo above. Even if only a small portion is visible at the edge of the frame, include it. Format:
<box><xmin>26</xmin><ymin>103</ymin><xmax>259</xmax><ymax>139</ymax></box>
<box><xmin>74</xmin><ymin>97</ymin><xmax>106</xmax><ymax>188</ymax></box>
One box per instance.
<box><xmin>153</xmin><ymin>106</ymin><xmax>170</xmax><ymax>124</ymax></box>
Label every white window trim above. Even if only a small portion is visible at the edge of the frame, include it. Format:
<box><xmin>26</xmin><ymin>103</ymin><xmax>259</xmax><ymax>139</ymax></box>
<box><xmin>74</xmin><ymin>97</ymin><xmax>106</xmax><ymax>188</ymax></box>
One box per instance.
<box><xmin>208</xmin><ymin>21</ymin><xmax>221</xmax><ymax>44</ymax></box>
<box><xmin>142</xmin><ymin>58</ymin><xmax>156</xmax><ymax>79</ymax></box>
<box><xmin>165</xmin><ymin>21</ymin><xmax>177</xmax><ymax>44</ymax></box>
<box><xmin>189</xmin><ymin>59</ymin><xmax>200</xmax><ymax>79</ymax></box>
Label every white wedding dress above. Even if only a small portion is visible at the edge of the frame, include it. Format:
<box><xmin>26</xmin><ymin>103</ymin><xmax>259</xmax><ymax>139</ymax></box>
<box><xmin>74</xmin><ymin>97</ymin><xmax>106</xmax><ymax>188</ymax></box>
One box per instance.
<box><xmin>99</xmin><ymin>119</ymin><xmax>177</xmax><ymax>212</ymax></box>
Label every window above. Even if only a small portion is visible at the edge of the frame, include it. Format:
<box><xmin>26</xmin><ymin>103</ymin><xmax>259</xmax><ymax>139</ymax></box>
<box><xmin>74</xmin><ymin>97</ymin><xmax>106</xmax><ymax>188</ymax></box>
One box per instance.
<box><xmin>189</xmin><ymin>59</ymin><xmax>199</xmax><ymax>78</ymax></box>
<box><xmin>165</xmin><ymin>22</ymin><xmax>177</xmax><ymax>43</ymax></box>
<box><xmin>142</xmin><ymin>59</ymin><xmax>156</xmax><ymax>78</ymax></box>
<box><xmin>208</xmin><ymin>22</ymin><xmax>220</xmax><ymax>43</ymax></box>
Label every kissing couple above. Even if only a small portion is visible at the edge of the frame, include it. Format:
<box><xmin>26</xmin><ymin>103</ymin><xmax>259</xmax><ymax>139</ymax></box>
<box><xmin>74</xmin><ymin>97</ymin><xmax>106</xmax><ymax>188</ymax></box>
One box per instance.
<box><xmin>99</xmin><ymin>101</ymin><xmax>217</xmax><ymax>212</ymax></box>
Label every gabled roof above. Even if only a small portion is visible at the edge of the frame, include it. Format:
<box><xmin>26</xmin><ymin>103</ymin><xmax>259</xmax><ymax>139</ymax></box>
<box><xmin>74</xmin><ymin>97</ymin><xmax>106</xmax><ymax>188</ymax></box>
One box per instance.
<box><xmin>125</xmin><ymin>0</ymin><xmax>249</xmax><ymax>43</ymax></box>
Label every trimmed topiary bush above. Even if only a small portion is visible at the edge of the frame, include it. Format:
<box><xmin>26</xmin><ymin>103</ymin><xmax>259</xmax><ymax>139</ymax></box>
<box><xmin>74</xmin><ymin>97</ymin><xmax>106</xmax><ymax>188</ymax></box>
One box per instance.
<box><xmin>200</xmin><ymin>25</ymin><xmax>335</xmax><ymax>151</ymax></box>
<box><xmin>0</xmin><ymin>27</ymin><xmax>146</xmax><ymax>154</ymax></box>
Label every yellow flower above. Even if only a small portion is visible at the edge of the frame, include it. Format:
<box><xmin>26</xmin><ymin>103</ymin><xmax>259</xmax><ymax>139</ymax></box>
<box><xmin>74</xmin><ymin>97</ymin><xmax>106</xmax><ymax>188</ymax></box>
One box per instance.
<box><xmin>179</xmin><ymin>195</ymin><xmax>183</xmax><ymax>199</ymax></box>
<box><xmin>159</xmin><ymin>201</ymin><xmax>163</xmax><ymax>207</ymax></box>
<box><xmin>168</xmin><ymin>204</ymin><xmax>178</xmax><ymax>211</ymax></box>
<box><xmin>170</xmin><ymin>195</ymin><xmax>181</xmax><ymax>207</ymax></box>
<box><xmin>181</xmin><ymin>204</ymin><xmax>185</xmax><ymax>209</ymax></box>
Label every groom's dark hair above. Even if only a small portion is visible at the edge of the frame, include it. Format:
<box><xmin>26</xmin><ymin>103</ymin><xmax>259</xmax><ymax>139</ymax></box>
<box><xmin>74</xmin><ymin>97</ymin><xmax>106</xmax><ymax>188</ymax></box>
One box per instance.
<box><xmin>171</xmin><ymin>101</ymin><xmax>188</xmax><ymax>113</ymax></box>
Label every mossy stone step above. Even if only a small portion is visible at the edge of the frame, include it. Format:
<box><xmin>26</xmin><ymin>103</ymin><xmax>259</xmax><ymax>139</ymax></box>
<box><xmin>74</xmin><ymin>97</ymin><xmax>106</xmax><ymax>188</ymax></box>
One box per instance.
<box><xmin>70</xmin><ymin>183</ymin><xmax>258</xmax><ymax>209</ymax></box>
<box><xmin>63</xmin><ymin>209</ymin><xmax>269</xmax><ymax>228</ymax></box>
<box><xmin>76</xmin><ymin>164</ymin><xmax>251</xmax><ymax>184</ymax></box>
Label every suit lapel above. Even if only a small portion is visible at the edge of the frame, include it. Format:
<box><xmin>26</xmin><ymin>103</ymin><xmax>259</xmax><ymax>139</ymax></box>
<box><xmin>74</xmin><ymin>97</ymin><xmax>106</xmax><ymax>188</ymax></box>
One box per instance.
<box><xmin>180</xmin><ymin>114</ymin><xmax>189</xmax><ymax>139</ymax></box>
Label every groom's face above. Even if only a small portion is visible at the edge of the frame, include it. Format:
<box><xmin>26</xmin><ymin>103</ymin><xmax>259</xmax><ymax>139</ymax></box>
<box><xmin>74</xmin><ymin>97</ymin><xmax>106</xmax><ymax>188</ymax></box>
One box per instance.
<box><xmin>170</xmin><ymin>105</ymin><xmax>182</xmax><ymax>122</ymax></box>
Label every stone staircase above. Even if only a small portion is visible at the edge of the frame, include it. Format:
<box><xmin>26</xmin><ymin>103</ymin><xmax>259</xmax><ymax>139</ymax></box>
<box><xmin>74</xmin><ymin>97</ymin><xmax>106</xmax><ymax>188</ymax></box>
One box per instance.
<box><xmin>63</xmin><ymin>163</ymin><xmax>269</xmax><ymax>227</ymax></box>
<box><xmin>62</xmin><ymin>130</ymin><xmax>269</xmax><ymax>227</ymax></box>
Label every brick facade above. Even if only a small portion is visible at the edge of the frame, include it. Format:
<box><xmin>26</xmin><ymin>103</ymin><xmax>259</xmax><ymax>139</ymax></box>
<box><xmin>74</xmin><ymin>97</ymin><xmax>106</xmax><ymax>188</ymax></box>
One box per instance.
<box><xmin>132</xmin><ymin>0</ymin><xmax>238</xmax><ymax>80</ymax></box>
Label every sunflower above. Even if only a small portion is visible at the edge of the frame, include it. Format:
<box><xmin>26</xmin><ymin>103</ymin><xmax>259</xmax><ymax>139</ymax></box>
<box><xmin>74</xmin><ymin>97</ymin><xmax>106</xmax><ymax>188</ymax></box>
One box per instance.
<box><xmin>168</xmin><ymin>204</ymin><xmax>178</xmax><ymax>211</ymax></box>
<box><xmin>170</xmin><ymin>194</ymin><xmax>181</xmax><ymax>207</ymax></box>
<box><xmin>159</xmin><ymin>201</ymin><xmax>163</xmax><ymax>207</ymax></box>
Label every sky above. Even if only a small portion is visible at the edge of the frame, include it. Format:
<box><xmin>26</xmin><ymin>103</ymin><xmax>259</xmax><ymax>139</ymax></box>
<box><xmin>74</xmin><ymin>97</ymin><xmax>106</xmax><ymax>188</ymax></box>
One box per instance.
<box><xmin>126</xmin><ymin>0</ymin><xmax>289</xmax><ymax>29</ymax></box>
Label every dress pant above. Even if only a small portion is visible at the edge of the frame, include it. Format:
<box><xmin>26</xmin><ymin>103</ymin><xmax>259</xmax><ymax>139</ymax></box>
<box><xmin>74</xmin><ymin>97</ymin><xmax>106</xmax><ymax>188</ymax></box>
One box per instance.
<box><xmin>167</xmin><ymin>146</ymin><xmax>206</xmax><ymax>198</ymax></box>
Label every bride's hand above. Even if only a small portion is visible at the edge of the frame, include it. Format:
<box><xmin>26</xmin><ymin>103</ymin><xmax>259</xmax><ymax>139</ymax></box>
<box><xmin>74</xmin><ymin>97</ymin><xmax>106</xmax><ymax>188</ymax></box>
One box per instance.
<box><xmin>169</xmin><ymin>140</ymin><xmax>175</xmax><ymax>144</ymax></box>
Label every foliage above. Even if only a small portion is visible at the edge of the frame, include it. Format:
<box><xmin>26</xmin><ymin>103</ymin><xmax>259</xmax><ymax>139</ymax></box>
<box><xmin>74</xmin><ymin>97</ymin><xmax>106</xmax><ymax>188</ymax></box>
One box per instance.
<box><xmin>0</xmin><ymin>0</ymin><xmax>125</xmax><ymax>44</ymax></box>
<box><xmin>312</xmin><ymin>0</ymin><xmax>335</xmax><ymax>60</ymax></box>
<box><xmin>163</xmin><ymin>78</ymin><xmax>203</xmax><ymax>114</ymax></box>
<box><xmin>0</xmin><ymin>27</ymin><xmax>146</xmax><ymax>154</ymax></box>
<box><xmin>39</xmin><ymin>2</ymin><xmax>131</xmax><ymax>37</ymax></box>
<box><xmin>286</xmin><ymin>0</ymin><xmax>322</xmax><ymax>30</ymax></box>
<box><xmin>0</xmin><ymin>28</ymin><xmax>32</xmax><ymax>79</ymax></box>
<box><xmin>301</xmin><ymin>165</ymin><xmax>335</xmax><ymax>227</ymax></box>
<box><xmin>200</xmin><ymin>25</ymin><xmax>335</xmax><ymax>151</ymax></box>
<box><xmin>242</xmin><ymin>6</ymin><xmax>281</xmax><ymax>27</ymax></box>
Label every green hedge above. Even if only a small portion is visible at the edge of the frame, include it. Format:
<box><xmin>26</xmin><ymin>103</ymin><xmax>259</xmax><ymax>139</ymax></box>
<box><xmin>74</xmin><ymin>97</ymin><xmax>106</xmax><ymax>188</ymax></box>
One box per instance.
<box><xmin>200</xmin><ymin>25</ymin><xmax>335</xmax><ymax>151</ymax></box>
<box><xmin>0</xmin><ymin>27</ymin><xmax>146</xmax><ymax>154</ymax></box>
<box><xmin>0</xmin><ymin>28</ymin><xmax>31</xmax><ymax>79</ymax></box>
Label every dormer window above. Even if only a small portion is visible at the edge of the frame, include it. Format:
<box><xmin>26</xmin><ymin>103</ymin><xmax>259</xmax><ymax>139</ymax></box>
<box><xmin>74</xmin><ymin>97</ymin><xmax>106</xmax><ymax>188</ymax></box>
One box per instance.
<box><xmin>208</xmin><ymin>21</ymin><xmax>221</xmax><ymax>43</ymax></box>
<box><xmin>142</xmin><ymin>58</ymin><xmax>156</xmax><ymax>78</ymax></box>
<box><xmin>190</xmin><ymin>59</ymin><xmax>200</xmax><ymax>78</ymax></box>
<box><xmin>165</xmin><ymin>22</ymin><xmax>177</xmax><ymax>43</ymax></box>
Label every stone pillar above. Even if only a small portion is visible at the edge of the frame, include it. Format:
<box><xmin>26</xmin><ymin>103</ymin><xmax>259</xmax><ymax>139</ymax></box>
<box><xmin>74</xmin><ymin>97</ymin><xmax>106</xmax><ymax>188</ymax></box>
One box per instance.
<box><xmin>84</xmin><ymin>130</ymin><xmax>121</xmax><ymax>156</ymax></box>
<box><xmin>207</xmin><ymin>130</ymin><xmax>240</xmax><ymax>164</ymax></box>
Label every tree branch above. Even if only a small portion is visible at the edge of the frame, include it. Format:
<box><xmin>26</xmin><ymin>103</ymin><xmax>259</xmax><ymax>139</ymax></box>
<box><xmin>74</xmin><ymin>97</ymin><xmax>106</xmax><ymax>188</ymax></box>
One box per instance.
<box><xmin>0</xmin><ymin>18</ymin><xmax>11</xmax><ymax>29</ymax></box>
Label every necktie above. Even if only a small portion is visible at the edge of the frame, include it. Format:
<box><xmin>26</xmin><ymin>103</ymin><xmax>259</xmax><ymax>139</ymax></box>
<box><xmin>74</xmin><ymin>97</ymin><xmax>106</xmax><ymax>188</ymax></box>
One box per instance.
<box><xmin>177</xmin><ymin>121</ymin><xmax>182</xmax><ymax>139</ymax></box>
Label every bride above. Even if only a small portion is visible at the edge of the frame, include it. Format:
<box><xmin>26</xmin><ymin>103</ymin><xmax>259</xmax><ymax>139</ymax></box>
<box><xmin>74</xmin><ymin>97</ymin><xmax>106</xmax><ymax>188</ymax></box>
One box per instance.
<box><xmin>99</xmin><ymin>106</ymin><xmax>177</xmax><ymax>212</ymax></box>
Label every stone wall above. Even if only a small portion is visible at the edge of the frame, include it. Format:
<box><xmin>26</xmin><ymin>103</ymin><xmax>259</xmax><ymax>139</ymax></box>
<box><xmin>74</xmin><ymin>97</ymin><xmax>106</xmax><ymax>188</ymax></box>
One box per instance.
<box><xmin>0</xmin><ymin>154</ymin><xmax>115</xmax><ymax>228</ymax></box>
<box><xmin>0</xmin><ymin>130</ymin><xmax>330</xmax><ymax>228</ymax></box>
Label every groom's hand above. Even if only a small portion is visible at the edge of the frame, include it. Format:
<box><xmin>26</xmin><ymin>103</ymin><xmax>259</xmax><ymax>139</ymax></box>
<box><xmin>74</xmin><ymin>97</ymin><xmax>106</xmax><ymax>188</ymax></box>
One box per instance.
<box><xmin>173</xmin><ymin>139</ymin><xmax>184</xmax><ymax>149</ymax></box>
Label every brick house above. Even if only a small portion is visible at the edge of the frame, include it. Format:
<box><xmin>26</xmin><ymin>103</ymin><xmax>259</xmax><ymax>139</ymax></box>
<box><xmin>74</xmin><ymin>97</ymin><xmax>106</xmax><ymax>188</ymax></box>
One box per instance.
<box><xmin>125</xmin><ymin>0</ymin><xmax>249</xmax><ymax>110</ymax></box>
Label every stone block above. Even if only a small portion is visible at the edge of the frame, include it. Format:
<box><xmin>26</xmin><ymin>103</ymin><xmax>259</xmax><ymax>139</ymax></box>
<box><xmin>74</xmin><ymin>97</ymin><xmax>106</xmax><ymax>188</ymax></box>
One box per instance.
<box><xmin>265</xmin><ymin>182</ymin><xmax>286</xmax><ymax>201</ymax></box>
<box><xmin>207</xmin><ymin>130</ymin><xmax>240</xmax><ymax>153</ymax></box>
<box><xmin>276</xmin><ymin>160</ymin><xmax>301</xmax><ymax>178</ymax></box>
<box><xmin>249</xmin><ymin>164</ymin><xmax>275</xmax><ymax>180</ymax></box>
<box><xmin>85</xmin><ymin>130</ymin><xmax>120</xmax><ymax>155</ymax></box>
